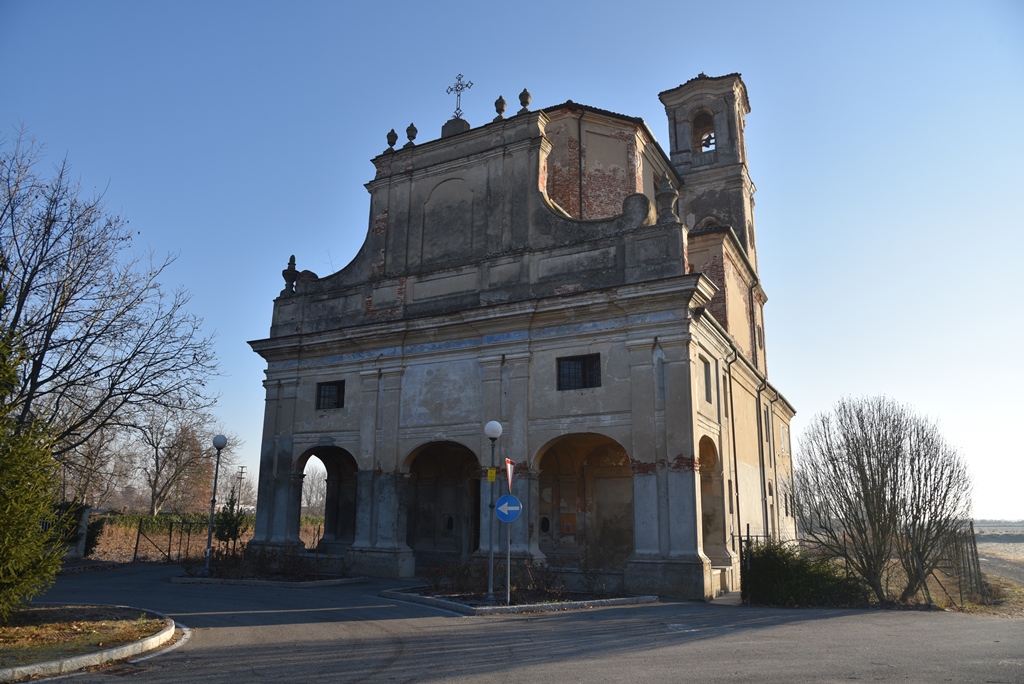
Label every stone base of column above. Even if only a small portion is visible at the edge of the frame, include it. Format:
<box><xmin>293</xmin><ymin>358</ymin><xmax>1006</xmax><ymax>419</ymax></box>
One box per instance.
<box><xmin>624</xmin><ymin>556</ymin><xmax>712</xmax><ymax>600</ymax></box>
<box><xmin>345</xmin><ymin>545</ymin><xmax>416</xmax><ymax>579</ymax></box>
<box><xmin>247</xmin><ymin>540</ymin><xmax>305</xmax><ymax>555</ymax></box>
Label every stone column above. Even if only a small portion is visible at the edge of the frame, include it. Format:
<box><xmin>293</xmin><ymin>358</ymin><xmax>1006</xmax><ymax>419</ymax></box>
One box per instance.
<box><xmin>353</xmin><ymin>370</ymin><xmax>380</xmax><ymax>548</ymax></box>
<box><xmin>373</xmin><ymin>368</ymin><xmax>405</xmax><ymax>547</ymax></box>
<box><xmin>625</xmin><ymin>335</ymin><xmax>710</xmax><ymax>598</ymax></box>
<box><xmin>503</xmin><ymin>353</ymin><xmax>535</xmax><ymax>557</ymax></box>
<box><xmin>286</xmin><ymin>471</ymin><xmax>305</xmax><ymax>545</ymax></box>
<box><xmin>253</xmin><ymin>378</ymin><xmax>301</xmax><ymax>548</ymax></box>
<box><xmin>322</xmin><ymin>475</ymin><xmax>340</xmax><ymax>543</ymax></box>
<box><xmin>663</xmin><ymin>338</ymin><xmax>700</xmax><ymax>558</ymax></box>
<box><xmin>626</xmin><ymin>338</ymin><xmax>659</xmax><ymax>558</ymax></box>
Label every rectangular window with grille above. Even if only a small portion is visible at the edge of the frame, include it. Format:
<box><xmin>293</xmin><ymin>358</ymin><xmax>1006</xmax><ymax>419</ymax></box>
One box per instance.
<box><xmin>316</xmin><ymin>381</ymin><xmax>345</xmax><ymax>410</ymax></box>
<box><xmin>557</xmin><ymin>354</ymin><xmax>601</xmax><ymax>391</ymax></box>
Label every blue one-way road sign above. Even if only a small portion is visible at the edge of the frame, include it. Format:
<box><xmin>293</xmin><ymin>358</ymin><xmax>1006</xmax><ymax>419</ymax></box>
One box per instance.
<box><xmin>495</xmin><ymin>494</ymin><xmax>522</xmax><ymax>522</ymax></box>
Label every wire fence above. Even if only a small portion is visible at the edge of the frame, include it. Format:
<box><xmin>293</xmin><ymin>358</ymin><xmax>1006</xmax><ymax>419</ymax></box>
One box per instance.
<box><xmin>131</xmin><ymin>518</ymin><xmax>210</xmax><ymax>563</ymax></box>
<box><xmin>933</xmin><ymin>521</ymin><xmax>986</xmax><ymax>605</ymax></box>
<box><xmin>736</xmin><ymin>521</ymin><xmax>987</xmax><ymax>607</ymax></box>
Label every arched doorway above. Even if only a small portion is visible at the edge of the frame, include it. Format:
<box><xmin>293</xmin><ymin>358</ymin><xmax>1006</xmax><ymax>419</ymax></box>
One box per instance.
<box><xmin>536</xmin><ymin>433</ymin><xmax>633</xmax><ymax>569</ymax></box>
<box><xmin>294</xmin><ymin>447</ymin><xmax>358</xmax><ymax>553</ymax></box>
<box><xmin>405</xmin><ymin>441</ymin><xmax>480</xmax><ymax>569</ymax></box>
<box><xmin>698</xmin><ymin>436</ymin><xmax>729</xmax><ymax>564</ymax></box>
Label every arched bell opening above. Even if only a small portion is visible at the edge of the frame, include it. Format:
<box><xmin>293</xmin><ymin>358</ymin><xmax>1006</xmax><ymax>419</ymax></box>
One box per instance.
<box><xmin>293</xmin><ymin>447</ymin><xmax>358</xmax><ymax>552</ymax></box>
<box><xmin>404</xmin><ymin>441</ymin><xmax>481</xmax><ymax>570</ymax></box>
<box><xmin>536</xmin><ymin>433</ymin><xmax>633</xmax><ymax>570</ymax></box>
<box><xmin>691</xmin><ymin>110</ymin><xmax>716</xmax><ymax>152</ymax></box>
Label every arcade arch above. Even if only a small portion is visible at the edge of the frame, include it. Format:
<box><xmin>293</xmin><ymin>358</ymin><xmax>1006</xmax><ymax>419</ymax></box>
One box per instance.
<box><xmin>293</xmin><ymin>447</ymin><xmax>358</xmax><ymax>552</ymax></box>
<box><xmin>698</xmin><ymin>436</ymin><xmax>729</xmax><ymax>564</ymax></box>
<box><xmin>404</xmin><ymin>441</ymin><xmax>481</xmax><ymax>569</ymax></box>
<box><xmin>536</xmin><ymin>433</ymin><xmax>633</xmax><ymax>569</ymax></box>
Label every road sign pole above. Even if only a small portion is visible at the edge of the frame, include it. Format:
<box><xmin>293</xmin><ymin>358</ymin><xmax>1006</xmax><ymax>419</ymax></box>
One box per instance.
<box><xmin>494</xmin><ymin>493</ymin><xmax>521</xmax><ymax>606</ymax></box>
<box><xmin>506</xmin><ymin>517</ymin><xmax>512</xmax><ymax>605</ymax></box>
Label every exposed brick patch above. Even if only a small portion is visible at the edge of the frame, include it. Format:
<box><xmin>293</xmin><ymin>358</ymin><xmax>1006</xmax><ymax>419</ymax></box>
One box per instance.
<box><xmin>630</xmin><ymin>459</ymin><xmax>657</xmax><ymax>475</ymax></box>
<box><xmin>364</xmin><ymin>276</ymin><xmax>406</xmax><ymax>320</ymax></box>
<box><xmin>547</xmin><ymin>134</ymin><xmax>582</xmax><ymax>217</ymax></box>
<box><xmin>669</xmin><ymin>453</ymin><xmax>698</xmax><ymax>472</ymax></box>
<box><xmin>371</xmin><ymin>248</ymin><xmax>386</xmax><ymax>277</ymax></box>
<box><xmin>698</xmin><ymin>255</ymin><xmax>727</xmax><ymax>326</ymax></box>
<box><xmin>372</xmin><ymin>208</ymin><xmax>389</xmax><ymax>235</ymax></box>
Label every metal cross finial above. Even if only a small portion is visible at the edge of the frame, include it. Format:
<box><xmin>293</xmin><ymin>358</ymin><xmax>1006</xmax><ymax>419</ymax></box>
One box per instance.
<box><xmin>447</xmin><ymin>73</ymin><xmax>473</xmax><ymax>119</ymax></box>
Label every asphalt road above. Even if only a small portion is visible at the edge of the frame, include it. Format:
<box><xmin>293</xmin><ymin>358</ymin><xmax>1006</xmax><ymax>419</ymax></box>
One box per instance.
<box><xmin>37</xmin><ymin>564</ymin><xmax>1024</xmax><ymax>683</ymax></box>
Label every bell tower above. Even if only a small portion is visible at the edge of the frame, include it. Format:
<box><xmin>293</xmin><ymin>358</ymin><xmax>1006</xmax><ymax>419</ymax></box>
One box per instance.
<box><xmin>660</xmin><ymin>73</ymin><xmax>768</xmax><ymax>372</ymax></box>
<box><xmin>659</xmin><ymin>73</ymin><xmax>757</xmax><ymax>269</ymax></box>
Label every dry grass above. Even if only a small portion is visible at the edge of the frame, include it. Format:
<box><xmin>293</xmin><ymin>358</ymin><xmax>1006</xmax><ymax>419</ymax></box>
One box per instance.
<box><xmin>0</xmin><ymin>605</ymin><xmax>166</xmax><ymax>668</ymax></box>
<box><xmin>90</xmin><ymin>521</ymin><xmax>324</xmax><ymax>563</ymax></box>
<box><xmin>957</xmin><ymin>574</ymin><xmax>1024</xmax><ymax>619</ymax></box>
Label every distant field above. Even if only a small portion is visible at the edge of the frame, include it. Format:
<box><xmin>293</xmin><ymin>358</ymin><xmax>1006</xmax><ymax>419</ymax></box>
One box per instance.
<box><xmin>974</xmin><ymin>522</ymin><xmax>1024</xmax><ymax>588</ymax></box>
<box><xmin>975</xmin><ymin>521</ymin><xmax>1024</xmax><ymax>559</ymax></box>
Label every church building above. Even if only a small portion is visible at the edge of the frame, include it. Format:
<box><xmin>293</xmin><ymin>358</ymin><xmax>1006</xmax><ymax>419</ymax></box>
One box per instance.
<box><xmin>248</xmin><ymin>73</ymin><xmax>796</xmax><ymax>599</ymax></box>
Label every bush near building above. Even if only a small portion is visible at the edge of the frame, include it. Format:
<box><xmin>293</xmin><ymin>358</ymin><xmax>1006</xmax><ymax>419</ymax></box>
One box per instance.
<box><xmin>742</xmin><ymin>540</ymin><xmax>866</xmax><ymax>607</ymax></box>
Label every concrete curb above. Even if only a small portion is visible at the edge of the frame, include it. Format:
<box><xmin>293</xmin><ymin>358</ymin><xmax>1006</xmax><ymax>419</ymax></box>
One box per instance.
<box><xmin>0</xmin><ymin>605</ymin><xmax>176</xmax><ymax>683</ymax></box>
<box><xmin>171</xmin><ymin>575</ymin><xmax>367</xmax><ymax>588</ymax></box>
<box><xmin>380</xmin><ymin>587</ymin><xmax>659</xmax><ymax>615</ymax></box>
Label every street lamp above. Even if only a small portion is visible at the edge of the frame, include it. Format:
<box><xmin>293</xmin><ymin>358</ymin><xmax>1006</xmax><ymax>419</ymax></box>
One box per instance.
<box><xmin>205</xmin><ymin>434</ymin><xmax>227</xmax><ymax>576</ymax></box>
<box><xmin>484</xmin><ymin>420</ymin><xmax>502</xmax><ymax>604</ymax></box>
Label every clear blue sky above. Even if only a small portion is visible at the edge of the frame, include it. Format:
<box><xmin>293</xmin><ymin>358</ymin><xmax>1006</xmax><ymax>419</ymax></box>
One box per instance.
<box><xmin>3</xmin><ymin>1</ymin><xmax>1022</xmax><ymax>519</ymax></box>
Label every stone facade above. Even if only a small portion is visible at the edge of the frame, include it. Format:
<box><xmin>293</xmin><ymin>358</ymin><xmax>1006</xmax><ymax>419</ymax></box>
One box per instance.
<box><xmin>249</xmin><ymin>73</ymin><xmax>795</xmax><ymax>599</ymax></box>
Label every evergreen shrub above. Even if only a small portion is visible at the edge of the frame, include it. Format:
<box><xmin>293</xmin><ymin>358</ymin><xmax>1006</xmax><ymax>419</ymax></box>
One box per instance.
<box><xmin>742</xmin><ymin>540</ymin><xmax>866</xmax><ymax>607</ymax></box>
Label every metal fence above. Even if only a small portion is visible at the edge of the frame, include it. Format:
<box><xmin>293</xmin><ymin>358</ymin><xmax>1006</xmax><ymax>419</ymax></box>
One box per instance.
<box><xmin>130</xmin><ymin>518</ymin><xmax>209</xmax><ymax>563</ymax></box>
<box><xmin>934</xmin><ymin>521</ymin><xmax>986</xmax><ymax>605</ymax></box>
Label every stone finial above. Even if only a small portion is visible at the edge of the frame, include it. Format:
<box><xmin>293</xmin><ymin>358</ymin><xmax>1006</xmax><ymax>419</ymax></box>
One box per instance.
<box><xmin>655</xmin><ymin>172</ymin><xmax>680</xmax><ymax>224</ymax></box>
<box><xmin>281</xmin><ymin>255</ymin><xmax>298</xmax><ymax>296</ymax></box>
<box><xmin>518</xmin><ymin>88</ymin><xmax>531</xmax><ymax>114</ymax></box>
<box><xmin>494</xmin><ymin>95</ymin><xmax>507</xmax><ymax>122</ymax></box>
<box><xmin>404</xmin><ymin>123</ymin><xmax>418</xmax><ymax>148</ymax></box>
<box><xmin>386</xmin><ymin>128</ymin><xmax>398</xmax><ymax>151</ymax></box>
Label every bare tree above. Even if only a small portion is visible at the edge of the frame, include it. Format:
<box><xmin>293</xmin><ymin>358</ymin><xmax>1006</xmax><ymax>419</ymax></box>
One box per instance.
<box><xmin>793</xmin><ymin>396</ymin><xmax>972</xmax><ymax>604</ymax></box>
<box><xmin>894</xmin><ymin>419</ymin><xmax>972</xmax><ymax>602</ymax></box>
<box><xmin>0</xmin><ymin>130</ymin><xmax>217</xmax><ymax>458</ymax></box>
<box><xmin>62</xmin><ymin>425</ymin><xmax>134</xmax><ymax>507</ymax></box>
<box><xmin>302</xmin><ymin>462</ymin><xmax>327</xmax><ymax>517</ymax></box>
<box><xmin>129</xmin><ymin>405</ymin><xmax>236</xmax><ymax>514</ymax></box>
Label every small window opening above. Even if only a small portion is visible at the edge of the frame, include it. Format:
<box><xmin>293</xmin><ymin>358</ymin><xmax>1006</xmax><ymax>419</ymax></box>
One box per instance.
<box><xmin>728</xmin><ymin>479</ymin><xmax>734</xmax><ymax>514</ymax></box>
<box><xmin>540</xmin><ymin>516</ymin><xmax>551</xmax><ymax>534</ymax></box>
<box><xmin>443</xmin><ymin>514</ymin><xmax>455</xmax><ymax>532</ymax></box>
<box><xmin>557</xmin><ymin>354</ymin><xmax>601</xmax><ymax>390</ymax></box>
<box><xmin>692</xmin><ymin>111</ymin><xmax>716</xmax><ymax>152</ymax></box>
<box><xmin>316</xmin><ymin>380</ymin><xmax>345</xmax><ymax>410</ymax></box>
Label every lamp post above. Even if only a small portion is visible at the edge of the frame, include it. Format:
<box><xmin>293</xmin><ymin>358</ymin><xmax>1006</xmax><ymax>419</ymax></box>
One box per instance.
<box><xmin>484</xmin><ymin>420</ymin><xmax>502</xmax><ymax>604</ymax></box>
<box><xmin>204</xmin><ymin>434</ymin><xmax>227</xmax><ymax>576</ymax></box>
